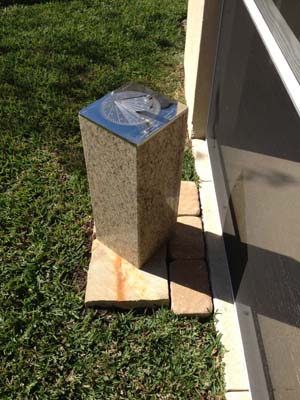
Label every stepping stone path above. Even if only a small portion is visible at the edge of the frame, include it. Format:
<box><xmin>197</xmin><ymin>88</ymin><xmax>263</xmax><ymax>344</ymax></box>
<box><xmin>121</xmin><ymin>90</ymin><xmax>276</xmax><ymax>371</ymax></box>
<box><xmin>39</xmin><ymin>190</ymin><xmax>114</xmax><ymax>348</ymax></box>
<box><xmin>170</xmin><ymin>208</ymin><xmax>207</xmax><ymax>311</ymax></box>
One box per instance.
<box><xmin>178</xmin><ymin>180</ymin><xmax>200</xmax><ymax>216</ymax></box>
<box><xmin>85</xmin><ymin>180</ymin><xmax>213</xmax><ymax>316</ymax></box>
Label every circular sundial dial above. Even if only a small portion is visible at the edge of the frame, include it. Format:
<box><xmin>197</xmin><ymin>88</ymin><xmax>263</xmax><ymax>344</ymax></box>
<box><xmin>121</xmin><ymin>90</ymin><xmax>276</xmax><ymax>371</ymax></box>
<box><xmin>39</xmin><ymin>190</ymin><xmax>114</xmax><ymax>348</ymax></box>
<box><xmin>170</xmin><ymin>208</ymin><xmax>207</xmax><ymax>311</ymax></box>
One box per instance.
<box><xmin>100</xmin><ymin>91</ymin><xmax>161</xmax><ymax>126</ymax></box>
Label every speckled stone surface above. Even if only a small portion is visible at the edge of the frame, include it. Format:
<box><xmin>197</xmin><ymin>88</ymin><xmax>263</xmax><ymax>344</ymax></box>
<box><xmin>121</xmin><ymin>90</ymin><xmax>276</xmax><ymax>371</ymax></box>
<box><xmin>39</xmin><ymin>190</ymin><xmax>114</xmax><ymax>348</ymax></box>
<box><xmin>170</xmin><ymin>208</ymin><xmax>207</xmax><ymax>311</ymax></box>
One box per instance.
<box><xmin>80</xmin><ymin>116</ymin><xmax>139</xmax><ymax>266</ymax></box>
<box><xmin>136</xmin><ymin>110</ymin><xmax>187</xmax><ymax>266</ymax></box>
<box><xmin>85</xmin><ymin>239</ymin><xmax>169</xmax><ymax>308</ymax></box>
<box><xmin>79</xmin><ymin>104</ymin><xmax>187</xmax><ymax>267</ymax></box>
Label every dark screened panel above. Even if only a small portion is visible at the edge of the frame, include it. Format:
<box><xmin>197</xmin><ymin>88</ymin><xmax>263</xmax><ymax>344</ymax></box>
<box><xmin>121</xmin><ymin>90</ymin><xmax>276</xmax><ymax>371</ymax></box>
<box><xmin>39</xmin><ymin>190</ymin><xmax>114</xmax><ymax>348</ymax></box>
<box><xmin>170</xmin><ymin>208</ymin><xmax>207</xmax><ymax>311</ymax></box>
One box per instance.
<box><xmin>255</xmin><ymin>0</ymin><xmax>300</xmax><ymax>84</ymax></box>
<box><xmin>208</xmin><ymin>1</ymin><xmax>300</xmax><ymax>399</ymax></box>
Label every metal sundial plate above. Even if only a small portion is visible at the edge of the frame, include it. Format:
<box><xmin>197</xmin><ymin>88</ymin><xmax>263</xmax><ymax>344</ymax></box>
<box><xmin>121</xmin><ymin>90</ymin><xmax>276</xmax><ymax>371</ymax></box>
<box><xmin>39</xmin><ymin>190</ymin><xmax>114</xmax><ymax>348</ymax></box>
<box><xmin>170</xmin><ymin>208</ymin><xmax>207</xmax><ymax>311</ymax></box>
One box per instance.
<box><xmin>100</xmin><ymin>91</ymin><xmax>161</xmax><ymax>126</ymax></box>
<box><xmin>79</xmin><ymin>84</ymin><xmax>179</xmax><ymax>145</ymax></box>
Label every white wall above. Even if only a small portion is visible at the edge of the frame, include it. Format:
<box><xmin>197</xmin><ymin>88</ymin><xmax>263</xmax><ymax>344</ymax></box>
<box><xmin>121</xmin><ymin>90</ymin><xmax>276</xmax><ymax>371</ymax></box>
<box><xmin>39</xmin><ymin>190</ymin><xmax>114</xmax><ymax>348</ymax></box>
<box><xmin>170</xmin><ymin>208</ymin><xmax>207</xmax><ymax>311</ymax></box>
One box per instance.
<box><xmin>184</xmin><ymin>0</ymin><xmax>221</xmax><ymax>138</ymax></box>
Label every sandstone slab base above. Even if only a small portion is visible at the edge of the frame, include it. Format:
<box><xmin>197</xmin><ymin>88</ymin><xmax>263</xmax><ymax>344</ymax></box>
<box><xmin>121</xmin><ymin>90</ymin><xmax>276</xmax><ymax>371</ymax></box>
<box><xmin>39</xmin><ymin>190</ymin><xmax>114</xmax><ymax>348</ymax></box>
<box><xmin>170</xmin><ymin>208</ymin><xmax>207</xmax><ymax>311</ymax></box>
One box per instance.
<box><xmin>85</xmin><ymin>239</ymin><xmax>169</xmax><ymax>308</ymax></box>
<box><xmin>168</xmin><ymin>216</ymin><xmax>205</xmax><ymax>260</ymax></box>
<box><xmin>170</xmin><ymin>260</ymin><xmax>213</xmax><ymax>316</ymax></box>
<box><xmin>85</xmin><ymin>180</ymin><xmax>212</xmax><ymax>315</ymax></box>
<box><xmin>178</xmin><ymin>181</ymin><xmax>200</xmax><ymax>216</ymax></box>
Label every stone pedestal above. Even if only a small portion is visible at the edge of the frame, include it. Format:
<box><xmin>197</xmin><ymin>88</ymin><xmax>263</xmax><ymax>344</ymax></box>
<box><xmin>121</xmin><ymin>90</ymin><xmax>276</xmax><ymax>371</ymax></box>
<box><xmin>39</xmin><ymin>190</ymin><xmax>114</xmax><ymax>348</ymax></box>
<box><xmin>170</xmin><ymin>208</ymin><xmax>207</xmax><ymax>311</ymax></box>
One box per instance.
<box><xmin>79</xmin><ymin>83</ymin><xmax>187</xmax><ymax>267</ymax></box>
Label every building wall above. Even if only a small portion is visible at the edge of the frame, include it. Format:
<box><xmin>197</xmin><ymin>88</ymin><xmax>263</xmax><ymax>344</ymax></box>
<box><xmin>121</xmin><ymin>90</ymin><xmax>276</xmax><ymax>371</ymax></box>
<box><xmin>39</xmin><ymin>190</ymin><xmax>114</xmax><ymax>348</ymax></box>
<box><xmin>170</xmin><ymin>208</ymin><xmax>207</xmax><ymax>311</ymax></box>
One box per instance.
<box><xmin>184</xmin><ymin>0</ymin><xmax>221</xmax><ymax>138</ymax></box>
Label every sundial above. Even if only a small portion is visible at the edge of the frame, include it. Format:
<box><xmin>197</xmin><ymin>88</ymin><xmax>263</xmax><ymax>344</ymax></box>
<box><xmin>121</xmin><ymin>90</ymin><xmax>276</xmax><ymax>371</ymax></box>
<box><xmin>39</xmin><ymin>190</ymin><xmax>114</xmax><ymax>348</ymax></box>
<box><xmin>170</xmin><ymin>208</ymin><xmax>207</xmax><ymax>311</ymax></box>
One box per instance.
<box><xmin>100</xmin><ymin>91</ymin><xmax>161</xmax><ymax>126</ymax></box>
<box><xmin>79</xmin><ymin>83</ymin><xmax>178</xmax><ymax>145</ymax></box>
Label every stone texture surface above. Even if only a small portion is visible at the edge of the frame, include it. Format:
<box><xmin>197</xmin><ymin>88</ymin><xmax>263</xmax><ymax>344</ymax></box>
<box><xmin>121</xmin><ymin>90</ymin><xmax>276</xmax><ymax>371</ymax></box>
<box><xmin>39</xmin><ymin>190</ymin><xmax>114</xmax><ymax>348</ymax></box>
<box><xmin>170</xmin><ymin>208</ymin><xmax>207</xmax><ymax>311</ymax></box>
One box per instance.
<box><xmin>85</xmin><ymin>239</ymin><xmax>169</xmax><ymax>308</ymax></box>
<box><xmin>169</xmin><ymin>259</ymin><xmax>213</xmax><ymax>316</ymax></box>
<box><xmin>79</xmin><ymin>105</ymin><xmax>187</xmax><ymax>268</ymax></box>
<box><xmin>178</xmin><ymin>181</ymin><xmax>200</xmax><ymax>216</ymax></box>
<box><xmin>80</xmin><ymin>117</ymin><xmax>139</xmax><ymax>266</ymax></box>
<box><xmin>136</xmin><ymin>109</ymin><xmax>187</xmax><ymax>266</ymax></box>
<box><xmin>168</xmin><ymin>216</ymin><xmax>205</xmax><ymax>260</ymax></box>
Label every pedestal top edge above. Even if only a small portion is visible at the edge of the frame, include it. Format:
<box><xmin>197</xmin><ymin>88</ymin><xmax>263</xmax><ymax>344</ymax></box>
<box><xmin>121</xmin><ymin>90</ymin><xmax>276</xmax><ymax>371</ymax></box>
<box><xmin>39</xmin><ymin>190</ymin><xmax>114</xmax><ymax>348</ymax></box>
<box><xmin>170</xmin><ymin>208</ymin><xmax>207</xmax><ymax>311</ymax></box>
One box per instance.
<box><xmin>79</xmin><ymin>82</ymin><xmax>187</xmax><ymax>146</ymax></box>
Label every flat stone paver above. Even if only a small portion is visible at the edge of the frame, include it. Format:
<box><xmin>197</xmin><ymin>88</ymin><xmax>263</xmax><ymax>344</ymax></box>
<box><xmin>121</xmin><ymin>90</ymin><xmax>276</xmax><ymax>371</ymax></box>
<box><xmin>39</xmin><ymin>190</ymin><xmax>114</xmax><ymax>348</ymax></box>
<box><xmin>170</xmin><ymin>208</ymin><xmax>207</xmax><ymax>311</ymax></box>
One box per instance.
<box><xmin>168</xmin><ymin>216</ymin><xmax>205</xmax><ymax>260</ymax></box>
<box><xmin>170</xmin><ymin>259</ymin><xmax>213</xmax><ymax>316</ymax></box>
<box><xmin>85</xmin><ymin>239</ymin><xmax>169</xmax><ymax>308</ymax></box>
<box><xmin>178</xmin><ymin>181</ymin><xmax>200</xmax><ymax>216</ymax></box>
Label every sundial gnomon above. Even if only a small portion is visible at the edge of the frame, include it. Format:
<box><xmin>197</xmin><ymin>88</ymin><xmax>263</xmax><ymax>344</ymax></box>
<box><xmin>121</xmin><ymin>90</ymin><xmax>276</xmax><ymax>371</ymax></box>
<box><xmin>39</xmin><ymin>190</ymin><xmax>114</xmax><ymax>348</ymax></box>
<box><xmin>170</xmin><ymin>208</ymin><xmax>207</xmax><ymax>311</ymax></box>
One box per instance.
<box><xmin>100</xmin><ymin>91</ymin><xmax>161</xmax><ymax>126</ymax></box>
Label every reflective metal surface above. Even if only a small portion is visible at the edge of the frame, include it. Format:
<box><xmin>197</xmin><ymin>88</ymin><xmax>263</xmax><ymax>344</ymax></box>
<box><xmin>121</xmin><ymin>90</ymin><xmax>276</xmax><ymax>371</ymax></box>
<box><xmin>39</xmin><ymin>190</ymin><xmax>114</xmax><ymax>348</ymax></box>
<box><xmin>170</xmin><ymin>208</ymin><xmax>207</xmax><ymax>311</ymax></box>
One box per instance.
<box><xmin>79</xmin><ymin>83</ymin><xmax>178</xmax><ymax>145</ymax></box>
<box><xmin>100</xmin><ymin>91</ymin><xmax>161</xmax><ymax>126</ymax></box>
<box><xmin>208</xmin><ymin>1</ymin><xmax>300</xmax><ymax>399</ymax></box>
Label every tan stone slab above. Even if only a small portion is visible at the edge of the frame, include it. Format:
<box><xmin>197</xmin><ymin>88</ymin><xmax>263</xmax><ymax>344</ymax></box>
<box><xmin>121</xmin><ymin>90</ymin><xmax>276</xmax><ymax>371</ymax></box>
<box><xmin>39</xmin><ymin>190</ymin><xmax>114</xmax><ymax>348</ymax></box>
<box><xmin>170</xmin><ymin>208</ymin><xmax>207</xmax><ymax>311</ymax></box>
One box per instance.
<box><xmin>226</xmin><ymin>391</ymin><xmax>252</xmax><ymax>400</ymax></box>
<box><xmin>168</xmin><ymin>216</ymin><xmax>205</xmax><ymax>260</ymax></box>
<box><xmin>170</xmin><ymin>259</ymin><xmax>213</xmax><ymax>316</ymax></box>
<box><xmin>85</xmin><ymin>239</ymin><xmax>169</xmax><ymax>308</ymax></box>
<box><xmin>178</xmin><ymin>181</ymin><xmax>200</xmax><ymax>216</ymax></box>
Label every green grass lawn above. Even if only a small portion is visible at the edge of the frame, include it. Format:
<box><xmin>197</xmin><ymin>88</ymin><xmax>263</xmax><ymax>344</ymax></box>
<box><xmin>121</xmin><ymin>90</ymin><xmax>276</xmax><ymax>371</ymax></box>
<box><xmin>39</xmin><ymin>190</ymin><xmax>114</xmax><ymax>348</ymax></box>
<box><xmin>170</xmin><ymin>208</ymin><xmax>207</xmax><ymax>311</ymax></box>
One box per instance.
<box><xmin>0</xmin><ymin>1</ymin><xmax>225</xmax><ymax>398</ymax></box>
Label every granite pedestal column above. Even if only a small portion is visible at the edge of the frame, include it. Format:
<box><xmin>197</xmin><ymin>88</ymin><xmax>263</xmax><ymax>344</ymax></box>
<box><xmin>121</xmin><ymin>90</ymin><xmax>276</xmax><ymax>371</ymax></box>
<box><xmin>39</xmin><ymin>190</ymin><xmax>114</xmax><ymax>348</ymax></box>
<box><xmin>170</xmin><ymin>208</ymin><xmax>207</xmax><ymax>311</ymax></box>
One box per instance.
<box><xmin>79</xmin><ymin>83</ymin><xmax>187</xmax><ymax>268</ymax></box>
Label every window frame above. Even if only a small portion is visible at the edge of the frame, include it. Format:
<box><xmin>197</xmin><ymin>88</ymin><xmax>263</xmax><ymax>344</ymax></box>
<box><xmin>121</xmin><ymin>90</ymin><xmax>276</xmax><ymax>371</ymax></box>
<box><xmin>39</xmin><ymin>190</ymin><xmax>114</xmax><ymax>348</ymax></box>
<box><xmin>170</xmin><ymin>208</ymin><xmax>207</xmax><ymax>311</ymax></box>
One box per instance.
<box><xmin>243</xmin><ymin>0</ymin><xmax>300</xmax><ymax>116</ymax></box>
